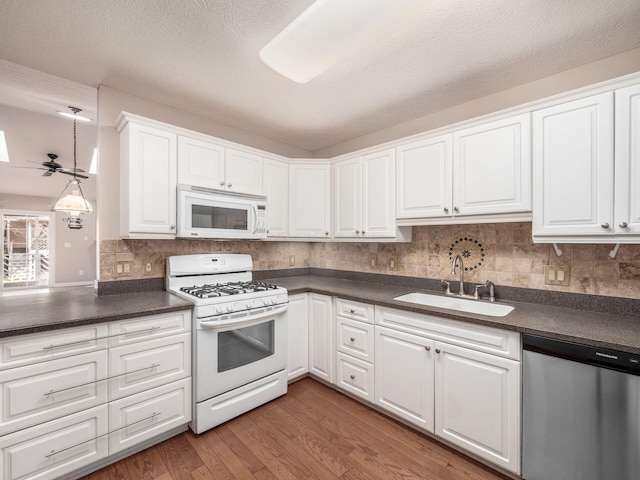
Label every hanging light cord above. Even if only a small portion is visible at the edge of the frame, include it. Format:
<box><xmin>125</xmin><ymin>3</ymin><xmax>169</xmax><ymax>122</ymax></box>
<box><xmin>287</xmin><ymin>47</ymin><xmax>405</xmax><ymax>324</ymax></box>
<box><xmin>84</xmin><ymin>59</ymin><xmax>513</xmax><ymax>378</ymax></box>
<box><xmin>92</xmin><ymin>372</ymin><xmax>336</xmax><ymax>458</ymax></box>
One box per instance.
<box><xmin>70</xmin><ymin>106</ymin><xmax>80</xmax><ymax>176</ymax></box>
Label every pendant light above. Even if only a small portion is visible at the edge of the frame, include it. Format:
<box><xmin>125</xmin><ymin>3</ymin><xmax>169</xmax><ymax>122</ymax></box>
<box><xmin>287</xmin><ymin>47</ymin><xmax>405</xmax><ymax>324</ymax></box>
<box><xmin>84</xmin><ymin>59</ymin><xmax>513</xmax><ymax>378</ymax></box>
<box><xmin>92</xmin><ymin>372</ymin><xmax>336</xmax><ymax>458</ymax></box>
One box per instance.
<box><xmin>52</xmin><ymin>106</ymin><xmax>93</xmax><ymax>229</ymax></box>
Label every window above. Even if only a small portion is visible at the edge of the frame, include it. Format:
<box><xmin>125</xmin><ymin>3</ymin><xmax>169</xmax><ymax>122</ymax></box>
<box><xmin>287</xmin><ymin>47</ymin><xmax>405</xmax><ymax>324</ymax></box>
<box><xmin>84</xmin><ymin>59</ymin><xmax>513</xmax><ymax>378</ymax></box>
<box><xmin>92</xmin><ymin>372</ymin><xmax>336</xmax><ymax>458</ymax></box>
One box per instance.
<box><xmin>1</xmin><ymin>213</ymin><xmax>53</xmax><ymax>289</ymax></box>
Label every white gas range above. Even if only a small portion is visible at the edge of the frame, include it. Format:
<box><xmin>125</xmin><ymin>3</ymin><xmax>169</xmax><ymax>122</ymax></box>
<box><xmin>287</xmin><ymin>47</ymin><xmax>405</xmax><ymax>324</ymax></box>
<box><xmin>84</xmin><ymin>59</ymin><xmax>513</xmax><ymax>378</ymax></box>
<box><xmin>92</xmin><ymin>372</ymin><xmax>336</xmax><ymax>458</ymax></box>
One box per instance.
<box><xmin>166</xmin><ymin>254</ymin><xmax>288</xmax><ymax>434</ymax></box>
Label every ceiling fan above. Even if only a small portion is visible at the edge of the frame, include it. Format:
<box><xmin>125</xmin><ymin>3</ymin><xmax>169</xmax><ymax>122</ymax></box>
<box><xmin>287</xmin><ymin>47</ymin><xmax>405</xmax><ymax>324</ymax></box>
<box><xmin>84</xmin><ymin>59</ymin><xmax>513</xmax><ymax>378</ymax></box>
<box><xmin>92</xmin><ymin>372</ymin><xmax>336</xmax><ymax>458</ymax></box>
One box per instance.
<box><xmin>19</xmin><ymin>153</ymin><xmax>89</xmax><ymax>179</ymax></box>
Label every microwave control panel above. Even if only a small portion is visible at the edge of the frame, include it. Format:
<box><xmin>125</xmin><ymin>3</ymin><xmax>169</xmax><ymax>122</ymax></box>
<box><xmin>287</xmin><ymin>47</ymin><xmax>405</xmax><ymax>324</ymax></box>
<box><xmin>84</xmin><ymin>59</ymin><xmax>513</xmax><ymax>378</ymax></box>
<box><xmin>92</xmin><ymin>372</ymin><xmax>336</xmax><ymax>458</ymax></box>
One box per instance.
<box><xmin>256</xmin><ymin>205</ymin><xmax>267</xmax><ymax>234</ymax></box>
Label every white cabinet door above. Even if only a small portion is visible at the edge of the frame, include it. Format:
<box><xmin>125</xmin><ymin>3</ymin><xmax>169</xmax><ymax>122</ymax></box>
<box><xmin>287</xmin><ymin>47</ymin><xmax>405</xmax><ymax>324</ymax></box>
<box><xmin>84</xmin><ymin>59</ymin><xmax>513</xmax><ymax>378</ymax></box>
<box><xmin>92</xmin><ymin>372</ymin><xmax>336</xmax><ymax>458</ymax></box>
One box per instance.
<box><xmin>121</xmin><ymin>122</ymin><xmax>177</xmax><ymax>237</ymax></box>
<box><xmin>0</xmin><ymin>351</ymin><xmax>108</xmax><ymax>436</ymax></box>
<box><xmin>362</xmin><ymin>149</ymin><xmax>395</xmax><ymax>237</ymax></box>
<box><xmin>287</xmin><ymin>293</ymin><xmax>309</xmax><ymax>381</ymax></box>
<box><xmin>333</xmin><ymin>156</ymin><xmax>361</xmax><ymax>237</ymax></box>
<box><xmin>225</xmin><ymin>148</ymin><xmax>263</xmax><ymax>195</ymax></box>
<box><xmin>177</xmin><ymin>135</ymin><xmax>225</xmax><ymax>189</ymax></box>
<box><xmin>289</xmin><ymin>164</ymin><xmax>331</xmax><ymax>238</ymax></box>
<box><xmin>109</xmin><ymin>378</ymin><xmax>191</xmax><ymax>455</ymax></box>
<box><xmin>615</xmin><ymin>83</ymin><xmax>640</xmax><ymax>235</ymax></box>
<box><xmin>308</xmin><ymin>294</ymin><xmax>333</xmax><ymax>383</ymax></box>
<box><xmin>396</xmin><ymin>135</ymin><xmax>452</xmax><ymax>219</ymax></box>
<box><xmin>263</xmin><ymin>158</ymin><xmax>289</xmax><ymax>237</ymax></box>
<box><xmin>0</xmin><ymin>405</ymin><xmax>108</xmax><ymax>480</ymax></box>
<box><xmin>435</xmin><ymin>341</ymin><xmax>520</xmax><ymax>474</ymax></box>
<box><xmin>532</xmin><ymin>93</ymin><xmax>614</xmax><ymax>237</ymax></box>
<box><xmin>453</xmin><ymin>114</ymin><xmax>531</xmax><ymax>216</ymax></box>
<box><xmin>374</xmin><ymin>326</ymin><xmax>434</xmax><ymax>432</ymax></box>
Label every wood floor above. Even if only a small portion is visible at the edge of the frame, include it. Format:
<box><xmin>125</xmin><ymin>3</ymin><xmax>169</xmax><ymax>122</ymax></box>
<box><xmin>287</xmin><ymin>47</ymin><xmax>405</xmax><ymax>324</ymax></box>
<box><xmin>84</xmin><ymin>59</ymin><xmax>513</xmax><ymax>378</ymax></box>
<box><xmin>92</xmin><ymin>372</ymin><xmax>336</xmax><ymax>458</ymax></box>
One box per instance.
<box><xmin>82</xmin><ymin>378</ymin><xmax>509</xmax><ymax>480</ymax></box>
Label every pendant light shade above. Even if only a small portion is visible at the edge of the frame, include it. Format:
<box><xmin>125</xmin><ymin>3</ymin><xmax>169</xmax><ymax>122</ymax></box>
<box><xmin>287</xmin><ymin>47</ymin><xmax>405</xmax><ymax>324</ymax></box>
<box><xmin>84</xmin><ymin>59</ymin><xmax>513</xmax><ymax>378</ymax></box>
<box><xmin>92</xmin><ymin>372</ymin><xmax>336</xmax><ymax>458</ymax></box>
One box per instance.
<box><xmin>52</xmin><ymin>106</ymin><xmax>93</xmax><ymax>229</ymax></box>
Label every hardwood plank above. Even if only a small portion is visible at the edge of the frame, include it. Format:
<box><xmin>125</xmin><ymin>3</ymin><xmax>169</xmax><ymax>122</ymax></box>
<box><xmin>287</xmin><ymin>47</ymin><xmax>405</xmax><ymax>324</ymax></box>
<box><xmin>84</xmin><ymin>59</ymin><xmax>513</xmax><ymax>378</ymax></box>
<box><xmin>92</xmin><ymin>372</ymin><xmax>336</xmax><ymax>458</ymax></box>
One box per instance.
<box><xmin>184</xmin><ymin>429</ymin><xmax>245</xmax><ymax>479</ymax></box>
<box><xmin>214</xmin><ymin>424</ymin><xmax>266</xmax><ymax>474</ymax></box>
<box><xmin>85</xmin><ymin>459</ymin><xmax>131</xmax><ymax>480</ymax></box>
<box><xmin>189</xmin><ymin>464</ymin><xmax>216</xmax><ymax>480</ymax></box>
<box><xmin>157</xmin><ymin>433</ymin><xmax>204</xmax><ymax>480</ymax></box>
<box><xmin>124</xmin><ymin>445</ymin><xmax>170</xmax><ymax>480</ymax></box>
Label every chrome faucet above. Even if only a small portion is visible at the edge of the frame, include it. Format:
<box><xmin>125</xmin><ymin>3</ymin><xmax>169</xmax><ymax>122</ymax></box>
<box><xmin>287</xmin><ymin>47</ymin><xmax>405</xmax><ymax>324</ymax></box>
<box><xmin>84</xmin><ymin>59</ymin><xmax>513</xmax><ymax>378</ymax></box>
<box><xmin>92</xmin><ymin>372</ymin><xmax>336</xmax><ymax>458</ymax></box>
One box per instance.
<box><xmin>450</xmin><ymin>254</ymin><xmax>467</xmax><ymax>297</ymax></box>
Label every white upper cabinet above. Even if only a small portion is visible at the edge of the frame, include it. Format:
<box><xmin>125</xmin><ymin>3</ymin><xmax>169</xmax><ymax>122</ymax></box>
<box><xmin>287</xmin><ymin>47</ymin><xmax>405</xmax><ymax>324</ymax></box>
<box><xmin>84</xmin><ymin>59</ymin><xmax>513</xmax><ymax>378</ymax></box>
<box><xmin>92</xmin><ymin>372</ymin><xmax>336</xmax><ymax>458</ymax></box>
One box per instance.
<box><xmin>120</xmin><ymin>121</ymin><xmax>177</xmax><ymax>238</ymax></box>
<box><xmin>615</xmin><ymin>83</ymin><xmax>640</xmax><ymax>235</ymax></box>
<box><xmin>263</xmin><ymin>158</ymin><xmax>289</xmax><ymax>237</ymax></box>
<box><xmin>178</xmin><ymin>136</ymin><xmax>263</xmax><ymax>195</ymax></box>
<box><xmin>334</xmin><ymin>150</ymin><xmax>396</xmax><ymax>238</ymax></box>
<box><xmin>532</xmin><ymin>93</ymin><xmax>615</xmax><ymax>239</ymax></box>
<box><xmin>453</xmin><ymin>113</ymin><xmax>531</xmax><ymax>216</ymax></box>
<box><xmin>396</xmin><ymin>134</ymin><xmax>452</xmax><ymax>219</ymax></box>
<box><xmin>177</xmin><ymin>135</ymin><xmax>225</xmax><ymax>189</ymax></box>
<box><xmin>289</xmin><ymin>163</ymin><xmax>331</xmax><ymax>238</ymax></box>
<box><xmin>225</xmin><ymin>148</ymin><xmax>263</xmax><ymax>196</ymax></box>
<box><xmin>396</xmin><ymin>114</ymin><xmax>530</xmax><ymax>224</ymax></box>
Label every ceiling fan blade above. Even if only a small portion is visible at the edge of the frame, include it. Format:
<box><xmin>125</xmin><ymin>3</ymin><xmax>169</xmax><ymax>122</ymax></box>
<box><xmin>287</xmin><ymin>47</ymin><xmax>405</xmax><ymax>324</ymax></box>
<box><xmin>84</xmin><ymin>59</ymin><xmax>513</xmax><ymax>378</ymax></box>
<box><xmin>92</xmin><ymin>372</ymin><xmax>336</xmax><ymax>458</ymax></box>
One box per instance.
<box><xmin>59</xmin><ymin>171</ymin><xmax>89</xmax><ymax>179</ymax></box>
<box><xmin>59</xmin><ymin>167</ymin><xmax>86</xmax><ymax>173</ymax></box>
<box><xmin>42</xmin><ymin>171</ymin><xmax>53</xmax><ymax>177</ymax></box>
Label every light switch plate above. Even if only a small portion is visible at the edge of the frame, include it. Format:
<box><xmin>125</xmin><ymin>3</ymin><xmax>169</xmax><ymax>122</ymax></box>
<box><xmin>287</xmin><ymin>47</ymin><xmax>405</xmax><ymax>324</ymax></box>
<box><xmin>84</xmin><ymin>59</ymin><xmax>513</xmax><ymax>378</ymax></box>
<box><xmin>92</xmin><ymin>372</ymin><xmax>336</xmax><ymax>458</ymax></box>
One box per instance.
<box><xmin>544</xmin><ymin>265</ymin><xmax>570</xmax><ymax>286</ymax></box>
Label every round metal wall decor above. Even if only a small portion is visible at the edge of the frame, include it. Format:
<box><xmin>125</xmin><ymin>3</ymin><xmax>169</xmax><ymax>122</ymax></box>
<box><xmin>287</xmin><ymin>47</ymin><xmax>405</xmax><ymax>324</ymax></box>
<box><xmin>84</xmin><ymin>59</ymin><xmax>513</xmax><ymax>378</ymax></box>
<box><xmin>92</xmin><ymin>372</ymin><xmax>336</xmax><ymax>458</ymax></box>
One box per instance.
<box><xmin>448</xmin><ymin>237</ymin><xmax>485</xmax><ymax>271</ymax></box>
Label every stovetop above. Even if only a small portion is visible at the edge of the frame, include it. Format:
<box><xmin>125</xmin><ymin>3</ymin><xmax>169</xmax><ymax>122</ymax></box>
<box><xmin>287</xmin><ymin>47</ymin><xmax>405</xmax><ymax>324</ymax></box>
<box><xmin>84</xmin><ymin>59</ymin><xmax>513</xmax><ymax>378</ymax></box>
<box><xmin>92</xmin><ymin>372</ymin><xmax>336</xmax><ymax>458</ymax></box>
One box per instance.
<box><xmin>179</xmin><ymin>281</ymin><xmax>280</xmax><ymax>299</ymax></box>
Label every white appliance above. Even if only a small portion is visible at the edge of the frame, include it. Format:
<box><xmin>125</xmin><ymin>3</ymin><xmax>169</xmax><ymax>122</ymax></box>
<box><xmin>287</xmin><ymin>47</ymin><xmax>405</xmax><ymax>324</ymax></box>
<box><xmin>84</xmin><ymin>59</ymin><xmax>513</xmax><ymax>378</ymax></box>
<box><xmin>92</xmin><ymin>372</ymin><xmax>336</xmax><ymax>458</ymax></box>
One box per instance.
<box><xmin>177</xmin><ymin>185</ymin><xmax>268</xmax><ymax>240</ymax></box>
<box><xmin>166</xmin><ymin>254</ymin><xmax>288</xmax><ymax>434</ymax></box>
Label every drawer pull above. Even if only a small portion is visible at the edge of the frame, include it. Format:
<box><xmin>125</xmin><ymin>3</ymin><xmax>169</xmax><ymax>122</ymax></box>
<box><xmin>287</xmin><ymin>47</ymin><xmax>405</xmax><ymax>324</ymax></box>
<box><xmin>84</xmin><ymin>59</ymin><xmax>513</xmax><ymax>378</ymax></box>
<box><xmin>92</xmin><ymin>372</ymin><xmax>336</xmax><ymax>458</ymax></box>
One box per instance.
<box><xmin>44</xmin><ymin>411</ymin><xmax>162</xmax><ymax>459</ymax></box>
<box><xmin>122</xmin><ymin>326</ymin><xmax>161</xmax><ymax>337</ymax></box>
<box><xmin>349</xmin><ymin>309</ymin><xmax>355</xmax><ymax>314</ymax></box>
<box><xmin>43</xmin><ymin>338</ymin><xmax>97</xmax><ymax>351</ymax></box>
<box><xmin>350</xmin><ymin>337</ymin><xmax>356</xmax><ymax>342</ymax></box>
<box><xmin>425</xmin><ymin>346</ymin><xmax>431</xmax><ymax>351</ymax></box>
<box><xmin>350</xmin><ymin>375</ymin><xmax>355</xmax><ymax>380</ymax></box>
<box><xmin>43</xmin><ymin>363</ymin><xmax>160</xmax><ymax>396</ymax></box>
<box><xmin>435</xmin><ymin>349</ymin><xmax>441</xmax><ymax>354</ymax></box>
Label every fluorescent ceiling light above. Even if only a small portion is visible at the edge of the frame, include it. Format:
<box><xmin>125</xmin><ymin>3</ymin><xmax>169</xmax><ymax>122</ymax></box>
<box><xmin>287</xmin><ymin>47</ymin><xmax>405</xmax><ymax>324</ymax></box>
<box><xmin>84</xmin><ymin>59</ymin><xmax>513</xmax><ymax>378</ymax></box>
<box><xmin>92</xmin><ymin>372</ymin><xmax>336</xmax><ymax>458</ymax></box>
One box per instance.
<box><xmin>0</xmin><ymin>131</ymin><xmax>9</xmax><ymax>163</ymax></box>
<box><xmin>58</xmin><ymin>110</ymin><xmax>92</xmax><ymax>122</ymax></box>
<box><xmin>259</xmin><ymin>0</ymin><xmax>422</xmax><ymax>83</ymax></box>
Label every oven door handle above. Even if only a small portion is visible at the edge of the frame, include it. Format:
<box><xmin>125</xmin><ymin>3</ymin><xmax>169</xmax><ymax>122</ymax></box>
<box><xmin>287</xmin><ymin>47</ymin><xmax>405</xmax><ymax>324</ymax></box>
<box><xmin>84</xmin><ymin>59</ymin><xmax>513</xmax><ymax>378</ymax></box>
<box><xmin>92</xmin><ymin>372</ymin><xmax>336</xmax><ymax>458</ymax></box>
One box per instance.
<box><xmin>199</xmin><ymin>303</ymin><xmax>288</xmax><ymax>329</ymax></box>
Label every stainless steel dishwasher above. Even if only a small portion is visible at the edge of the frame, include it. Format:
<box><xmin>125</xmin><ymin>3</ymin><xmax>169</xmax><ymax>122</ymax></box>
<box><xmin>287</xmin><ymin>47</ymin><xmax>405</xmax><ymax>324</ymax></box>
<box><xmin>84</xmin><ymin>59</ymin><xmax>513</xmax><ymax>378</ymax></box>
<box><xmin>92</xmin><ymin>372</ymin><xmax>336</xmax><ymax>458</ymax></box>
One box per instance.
<box><xmin>522</xmin><ymin>334</ymin><xmax>640</xmax><ymax>480</ymax></box>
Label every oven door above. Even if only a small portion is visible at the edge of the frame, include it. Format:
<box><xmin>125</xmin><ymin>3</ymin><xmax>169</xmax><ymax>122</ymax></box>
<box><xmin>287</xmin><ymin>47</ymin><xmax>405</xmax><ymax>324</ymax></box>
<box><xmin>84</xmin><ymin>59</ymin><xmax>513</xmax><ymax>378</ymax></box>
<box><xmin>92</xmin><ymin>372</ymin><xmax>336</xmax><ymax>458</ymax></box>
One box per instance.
<box><xmin>195</xmin><ymin>304</ymin><xmax>287</xmax><ymax>402</ymax></box>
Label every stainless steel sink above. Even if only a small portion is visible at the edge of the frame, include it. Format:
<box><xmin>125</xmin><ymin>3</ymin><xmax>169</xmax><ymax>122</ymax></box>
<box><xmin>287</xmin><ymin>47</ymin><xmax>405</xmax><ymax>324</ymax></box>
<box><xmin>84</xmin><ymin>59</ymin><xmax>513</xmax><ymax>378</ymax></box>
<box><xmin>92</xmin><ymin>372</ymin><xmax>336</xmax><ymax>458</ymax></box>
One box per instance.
<box><xmin>393</xmin><ymin>292</ymin><xmax>514</xmax><ymax>317</ymax></box>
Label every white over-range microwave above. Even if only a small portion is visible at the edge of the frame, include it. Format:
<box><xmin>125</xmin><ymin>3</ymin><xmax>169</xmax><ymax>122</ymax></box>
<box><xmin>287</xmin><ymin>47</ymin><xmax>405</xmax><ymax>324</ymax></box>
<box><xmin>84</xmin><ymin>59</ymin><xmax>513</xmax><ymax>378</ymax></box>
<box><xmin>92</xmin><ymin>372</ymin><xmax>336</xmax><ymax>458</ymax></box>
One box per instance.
<box><xmin>177</xmin><ymin>185</ymin><xmax>267</xmax><ymax>239</ymax></box>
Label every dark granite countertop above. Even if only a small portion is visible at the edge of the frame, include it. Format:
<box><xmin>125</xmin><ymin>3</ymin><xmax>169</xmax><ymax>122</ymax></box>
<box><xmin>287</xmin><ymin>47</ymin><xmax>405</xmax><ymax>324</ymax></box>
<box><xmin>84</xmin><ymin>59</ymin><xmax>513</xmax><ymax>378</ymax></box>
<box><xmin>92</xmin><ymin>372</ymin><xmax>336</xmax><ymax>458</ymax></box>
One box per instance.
<box><xmin>0</xmin><ymin>286</ymin><xmax>192</xmax><ymax>338</ymax></box>
<box><xmin>262</xmin><ymin>275</ymin><xmax>640</xmax><ymax>355</ymax></box>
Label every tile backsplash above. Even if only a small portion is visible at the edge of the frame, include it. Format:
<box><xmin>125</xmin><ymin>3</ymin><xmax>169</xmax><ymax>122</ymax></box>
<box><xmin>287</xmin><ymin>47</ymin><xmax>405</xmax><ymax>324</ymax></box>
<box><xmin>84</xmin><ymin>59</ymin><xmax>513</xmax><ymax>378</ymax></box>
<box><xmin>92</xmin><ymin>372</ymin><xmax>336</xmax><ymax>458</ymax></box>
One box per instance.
<box><xmin>100</xmin><ymin>222</ymin><xmax>640</xmax><ymax>299</ymax></box>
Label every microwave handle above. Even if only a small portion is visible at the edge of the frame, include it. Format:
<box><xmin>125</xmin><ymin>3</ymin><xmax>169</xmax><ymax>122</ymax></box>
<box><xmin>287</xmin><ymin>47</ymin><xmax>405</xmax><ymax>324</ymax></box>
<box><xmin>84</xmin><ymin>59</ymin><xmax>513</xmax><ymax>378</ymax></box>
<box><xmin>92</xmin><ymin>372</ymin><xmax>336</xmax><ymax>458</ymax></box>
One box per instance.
<box><xmin>251</xmin><ymin>205</ymin><xmax>259</xmax><ymax>235</ymax></box>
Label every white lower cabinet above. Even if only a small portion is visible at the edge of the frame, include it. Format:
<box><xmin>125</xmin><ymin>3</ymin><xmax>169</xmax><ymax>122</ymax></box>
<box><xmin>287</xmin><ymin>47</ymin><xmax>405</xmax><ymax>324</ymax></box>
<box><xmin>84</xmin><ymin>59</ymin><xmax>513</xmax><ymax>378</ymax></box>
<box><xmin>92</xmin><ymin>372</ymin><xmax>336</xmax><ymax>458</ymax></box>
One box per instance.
<box><xmin>374</xmin><ymin>326</ymin><xmax>434</xmax><ymax>432</ymax></box>
<box><xmin>308</xmin><ymin>294</ymin><xmax>334</xmax><ymax>383</ymax></box>
<box><xmin>287</xmin><ymin>293</ymin><xmax>309</xmax><ymax>381</ymax></box>
<box><xmin>371</xmin><ymin>306</ymin><xmax>521</xmax><ymax>475</ymax></box>
<box><xmin>0</xmin><ymin>310</ymin><xmax>192</xmax><ymax>479</ymax></box>
<box><xmin>434</xmin><ymin>341</ymin><xmax>520</xmax><ymax>473</ymax></box>
<box><xmin>336</xmin><ymin>352</ymin><xmax>374</xmax><ymax>402</ymax></box>
<box><xmin>0</xmin><ymin>405</ymin><xmax>108</xmax><ymax>480</ymax></box>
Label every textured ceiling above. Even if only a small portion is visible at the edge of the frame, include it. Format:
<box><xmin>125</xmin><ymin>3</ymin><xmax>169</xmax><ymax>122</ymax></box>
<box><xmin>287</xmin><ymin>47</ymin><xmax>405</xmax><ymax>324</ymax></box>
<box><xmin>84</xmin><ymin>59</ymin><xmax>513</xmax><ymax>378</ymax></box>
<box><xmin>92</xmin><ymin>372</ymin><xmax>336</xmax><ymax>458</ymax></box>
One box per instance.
<box><xmin>1</xmin><ymin>0</ymin><xmax>640</xmax><ymax>152</ymax></box>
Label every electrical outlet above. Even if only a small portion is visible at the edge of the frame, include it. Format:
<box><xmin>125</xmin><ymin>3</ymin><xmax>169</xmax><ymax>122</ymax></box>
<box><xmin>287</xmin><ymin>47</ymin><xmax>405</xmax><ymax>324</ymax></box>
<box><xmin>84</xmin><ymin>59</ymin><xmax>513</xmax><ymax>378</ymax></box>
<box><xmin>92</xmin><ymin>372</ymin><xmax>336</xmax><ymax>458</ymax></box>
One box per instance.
<box><xmin>389</xmin><ymin>258</ymin><xmax>396</xmax><ymax>269</ymax></box>
<box><xmin>370</xmin><ymin>256</ymin><xmax>377</xmax><ymax>268</ymax></box>
<box><xmin>145</xmin><ymin>261</ymin><xmax>152</xmax><ymax>273</ymax></box>
<box><xmin>544</xmin><ymin>265</ymin><xmax>570</xmax><ymax>286</ymax></box>
<box><xmin>114</xmin><ymin>261</ymin><xmax>133</xmax><ymax>277</ymax></box>
<box><xmin>289</xmin><ymin>255</ymin><xmax>296</xmax><ymax>266</ymax></box>
<box><xmin>78</xmin><ymin>270</ymin><xmax>84</xmax><ymax>276</ymax></box>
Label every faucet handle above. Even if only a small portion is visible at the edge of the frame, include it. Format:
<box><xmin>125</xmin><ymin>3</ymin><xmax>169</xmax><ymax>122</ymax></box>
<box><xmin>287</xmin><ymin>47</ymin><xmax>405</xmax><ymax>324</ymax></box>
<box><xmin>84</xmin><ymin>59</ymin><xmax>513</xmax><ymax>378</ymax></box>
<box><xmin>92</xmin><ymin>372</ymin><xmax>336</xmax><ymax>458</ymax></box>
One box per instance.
<box><xmin>441</xmin><ymin>280</ymin><xmax>451</xmax><ymax>295</ymax></box>
<box><xmin>484</xmin><ymin>280</ymin><xmax>496</xmax><ymax>302</ymax></box>
<box><xmin>474</xmin><ymin>284</ymin><xmax>482</xmax><ymax>300</ymax></box>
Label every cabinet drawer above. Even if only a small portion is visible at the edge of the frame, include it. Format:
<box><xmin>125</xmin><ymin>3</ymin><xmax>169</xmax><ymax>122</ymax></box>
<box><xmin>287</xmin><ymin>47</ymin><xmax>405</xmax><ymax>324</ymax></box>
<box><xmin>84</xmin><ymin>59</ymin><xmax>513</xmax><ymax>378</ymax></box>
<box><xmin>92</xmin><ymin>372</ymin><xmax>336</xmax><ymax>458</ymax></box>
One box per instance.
<box><xmin>0</xmin><ymin>404</ymin><xmax>108</xmax><ymax>480</ymax></box>
<box><xmin>109</xmin><ymin>332</ymin><xmax>191</xmax><ymax>400</ymax></box>
<box><xmin>337</xmin><ymin>317</ymin><xmax>374</xmax><ymax>362</ymax></box>
<box><xmin>336</xmin><ymin>352</ymin><xmax>374</xmax><ymax>402</ymax></box>
<box><xmin>0</xmin><ymin>351</ymin><xmax>108</xmax><ymax>436</ymax></box>
<box><xmin>0</xmin><ymin>324</ymin><xmax>108</xmax><ymax>371</ymax></box>
<box><xmin>336</xmin><ymin>298</ymin><xmax>374</xmax><ymax>323</ymax></box>
<box><xmin>109</xmin><ymin>310</ymin><xmax>191</xmax><ymax>347</ymax></box>
<box><xmin>375</xmin><ymin>307</ymin><xmax>520</xmax><ymax>360</ymax></box>
<box><xmin>109</xmin><ymin>378</ymin><xmax>191</xmax><ymax>454</ymax></box>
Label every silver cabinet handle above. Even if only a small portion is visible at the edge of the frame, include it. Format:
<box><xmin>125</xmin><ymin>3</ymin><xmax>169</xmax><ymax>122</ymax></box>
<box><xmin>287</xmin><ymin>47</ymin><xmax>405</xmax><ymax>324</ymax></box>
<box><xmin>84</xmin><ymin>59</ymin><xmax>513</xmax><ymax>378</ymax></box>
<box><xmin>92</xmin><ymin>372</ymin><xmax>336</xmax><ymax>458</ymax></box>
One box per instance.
<box><xmin>43</xmin><ymin>363</ymin><xmax>160</xmax><ymax>396</ymax></box>
<box><xmin>453</xmin><ymin>207</ymin><xmax>459</xmax><ymax>213</ymax></box>
<box><xmin>355</xmin><ymin>230</ymin><xmax>360</xmax><ymax>234</ymax></box>
<box><xmin>44</xmin><ymin>411</ymin><xmax>161</xmax><ymax>459</ymax></box>
<box><xmin>362</xmin><ymin>231</ymin><xmax>365</xmax><ymax>235</ymax></box>
<box><xmin>228</xmin><ymin>183</ymin><xmax>232</xmax><ymax>188</ymax></box>
<box><xmin>350</xmin><ymin>337</ymin><xmax>355</xmax><ymax>342</ymax></box>
<box><xmin>443</xmin><ymin>207</ymin><xmax>449</xmax><ymax>213</ymax></box>
<box><xmin>349</xmin><ymin>309</ymin><xmax>355</xmax><ymax>314</ymax></box>
<box><xmin>601</xmin><ymin>223</ymin><xmax>610</xmax><ymax>229</ymax></box>
<box><xmin>619</xmin><ymin>222</ymin><xmax>629</xmax><ymax>228</ymax></box>
<box><xmin>350</xmin><ymin>375</ymin><xmax>355</xmax><ymax>380</ymax></box>
<box><xmin>220</xmin><ymin>181</ymin><xmax>225</xmax><ymax>186</ymax></box>
<box><xmin>325</xmin><ymin>231</ymin><xmax>329</xmax><ymax>235</ymax></box>
<box><xmin>425</xmin><ymin>346</ymin><xmax>431</xmax><ymax>351</ymax></box>
<box><xmin>435</xmin><ymin>348</ymin><xmax>441</xmax><ymax>354</ymax></box>
<box><xmin>170</xmin><ymin>225</ymin><xmax>176</xmax><ymax>230</ymax></box>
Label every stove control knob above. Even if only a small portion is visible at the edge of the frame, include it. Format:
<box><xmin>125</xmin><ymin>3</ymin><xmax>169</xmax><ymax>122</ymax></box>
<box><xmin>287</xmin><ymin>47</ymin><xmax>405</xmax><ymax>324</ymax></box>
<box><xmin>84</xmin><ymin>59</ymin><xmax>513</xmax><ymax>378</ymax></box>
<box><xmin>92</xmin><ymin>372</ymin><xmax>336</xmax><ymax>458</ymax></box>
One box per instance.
<box><xmin>226</xmin><ymin>305</ymin><xmax>234</xmax><ymax>313</ymax></box>
<box><xmin>246</xmin><ymin>302</ymin><xmax>252</xmax><ymax>309</ymax></box>
<box><xmin>216</xmin><ymin>306</ymin><xmax>224</xmax><ymax>314</ymax></box>
<box><xmin>271</xmin><ymin>298</ymin><xmax>277</xmax><ymax>305</ymax></box>
<box><xmin>262</xmin><ymin>299</ymin><xmax>269</xmax><ymax>306</ymax></box>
